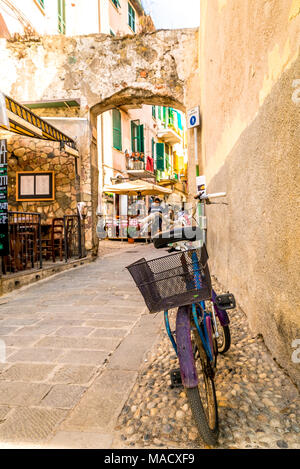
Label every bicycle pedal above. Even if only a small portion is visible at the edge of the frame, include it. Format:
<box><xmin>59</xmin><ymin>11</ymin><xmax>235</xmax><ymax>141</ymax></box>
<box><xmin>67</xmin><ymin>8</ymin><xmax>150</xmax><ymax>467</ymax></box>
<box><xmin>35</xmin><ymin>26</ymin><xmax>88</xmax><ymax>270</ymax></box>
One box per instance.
<box><xmin>170</xmin><ymin>368</ymin><xmax>183</xmax><ymax>388</ymax></box>
<box><xmin>214</xmin><ymin>293</ymin><xmax>236</xmax><ymax>310</ymax></box>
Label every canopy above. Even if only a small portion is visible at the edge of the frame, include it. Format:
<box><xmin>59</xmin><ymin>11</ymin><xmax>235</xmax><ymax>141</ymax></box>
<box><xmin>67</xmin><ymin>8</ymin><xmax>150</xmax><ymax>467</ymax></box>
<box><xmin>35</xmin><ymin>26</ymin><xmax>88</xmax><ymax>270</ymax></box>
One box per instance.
<box><xmin>103</xmin><ymin>180</ymin><xmax>172</xmax><ymax>196</ymax></box>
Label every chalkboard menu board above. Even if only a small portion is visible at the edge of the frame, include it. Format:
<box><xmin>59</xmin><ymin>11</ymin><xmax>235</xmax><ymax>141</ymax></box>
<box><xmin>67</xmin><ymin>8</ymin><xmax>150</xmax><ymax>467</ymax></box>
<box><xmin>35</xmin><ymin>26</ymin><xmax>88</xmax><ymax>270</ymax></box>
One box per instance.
<box><xmin>0</xmin><ymin>139</ymin><xmax>8</xmax><ymax>256</ymax></box>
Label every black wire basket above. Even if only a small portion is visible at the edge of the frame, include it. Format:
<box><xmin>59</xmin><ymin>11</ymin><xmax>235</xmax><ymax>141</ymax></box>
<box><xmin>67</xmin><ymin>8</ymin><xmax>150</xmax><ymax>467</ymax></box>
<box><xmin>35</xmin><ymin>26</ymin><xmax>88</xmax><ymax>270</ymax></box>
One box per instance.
<box><xmin>126</xmin><ymin>245</ymin><xmax>212</xmax><ymax>313</ymax></box>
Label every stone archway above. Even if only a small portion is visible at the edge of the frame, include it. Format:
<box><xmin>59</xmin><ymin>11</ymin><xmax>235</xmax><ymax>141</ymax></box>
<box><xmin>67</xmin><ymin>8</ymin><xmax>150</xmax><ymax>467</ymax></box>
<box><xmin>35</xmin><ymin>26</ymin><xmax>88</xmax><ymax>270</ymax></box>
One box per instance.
<box><xmin>0</xmin><ymin>28</ymin><xmax>200</xmax><ymax>251</ymax></box>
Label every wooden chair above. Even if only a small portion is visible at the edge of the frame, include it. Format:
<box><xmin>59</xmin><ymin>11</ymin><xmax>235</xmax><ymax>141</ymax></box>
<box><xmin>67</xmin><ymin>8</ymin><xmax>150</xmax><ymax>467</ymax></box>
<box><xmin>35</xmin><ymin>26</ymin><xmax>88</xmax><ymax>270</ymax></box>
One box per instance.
<box><xmin>42</xmin><ymin>218</ymin><xmax>64</xmax><ymax>262</ymax></box>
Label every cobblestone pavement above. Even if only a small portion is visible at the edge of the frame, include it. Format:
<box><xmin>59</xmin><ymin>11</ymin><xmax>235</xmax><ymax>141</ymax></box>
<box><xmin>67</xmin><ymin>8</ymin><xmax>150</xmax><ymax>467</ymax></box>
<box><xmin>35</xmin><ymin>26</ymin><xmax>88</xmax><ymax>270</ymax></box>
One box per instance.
<box><xmin>115</xmin><ymin>288</ymin><xmax>300</xmax><ymax>449</ymax></box>
<box><xmin>0</xmin><ymin>241</ymin><xmax>162</xmax><ymax>448</ymax></box>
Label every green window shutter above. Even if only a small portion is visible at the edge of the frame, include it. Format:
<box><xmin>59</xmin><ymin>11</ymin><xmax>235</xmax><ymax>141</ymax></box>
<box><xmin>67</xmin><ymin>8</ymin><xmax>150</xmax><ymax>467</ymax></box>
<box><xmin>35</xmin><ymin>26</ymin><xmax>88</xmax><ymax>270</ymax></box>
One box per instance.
<box><xmin>151</xmin><ymin>138</ymin><xmax>155</xmax><ymax>158</ymax></box>
<box><xmin>158</xmin><ymin>106</ymin><xmax>161</xmax><ymax>120</ymax></box>
<box><xmin>162</xmin><ymin>107</ymin><xmax>167</xmax><ymax>127</ymax></box>
<box><xmin>131</xmin><ymin>121</ymin><xmax>139</xmax><ymax>152</ymax></box>
<box><xmin>152</xmin><ymin>106</ymin><xmax>156</xmax><ymax>118</ymax></box>
<box><xmin>139</xmin><ymin>124</ymin><xmax>144</xmax><ymax>153</ymax></box>
<box><xmin>113</xmin><ymin>109</ymin><xmax>122</xmax><ymax>151</ymax></box>
<box><xmin>168</xmin><ymin>108</ymin><xmax>174</xmax><ymax>125</ymax></box>
<box><xmin>176</xmin><ymin>111</ymin><xmax>183</xmax><ymax>130</ymax></box>
<box><xmin>156</xmin><ymin>143</ymin><xmax>165</xmax><ymax>171</ymax></box>
<box><xmin>58</xmin><ymin>0</ymin><xmax>66</xmax><ymax>34</ymax></box>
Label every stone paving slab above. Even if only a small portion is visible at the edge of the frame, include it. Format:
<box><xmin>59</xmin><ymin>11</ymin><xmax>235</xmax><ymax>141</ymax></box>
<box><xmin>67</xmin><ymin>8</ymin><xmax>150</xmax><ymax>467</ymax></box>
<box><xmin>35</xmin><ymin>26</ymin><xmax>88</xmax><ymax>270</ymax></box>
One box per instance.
<box><xmin>0</xmin><ymin>363</ymin><xmax>55</xmax><ymax>382</ymax></box>
<box><xmin>48</xmin><ymin>431</ymin><xmax>114</xmax><ymax>449</ymax></box>
<box><xmin>0</xmin><ymin>243</ymin><xmax>161</xmax><ymax>447</ymax></box>
<box><xmin>0</xmin><ymin>408</ymin><xmax>68</xmax><ymax>443</ymax></box>
<box><xmin>61</xmin><ymin>370</ymin><xmax>138</xmax><ymax>433</ymax></box>
<box><xmin>0</xmin><ymin>381</ymin><xmax>51</xmax><ymax>406</ymax></box>
<box><xmin>40</xmin><ymin>384</ymin><xmax>87</xmax><ymax>409</ymax></box>
<box><xmin>35</xmin><ymin>336</ymin><xmax>121</xmax><ymax>351</ymax></box>
<box><xmin>48</xmin><ymin>365</ymin><xmax>98</xmax><ymax>385</ymax></box>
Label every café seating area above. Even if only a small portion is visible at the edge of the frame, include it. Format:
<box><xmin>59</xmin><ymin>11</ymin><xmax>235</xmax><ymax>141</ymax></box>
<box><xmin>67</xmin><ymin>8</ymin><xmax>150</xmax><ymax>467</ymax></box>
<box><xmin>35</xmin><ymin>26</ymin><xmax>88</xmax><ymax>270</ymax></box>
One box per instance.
<box><xmin>1</xmin><ymin>211</ymin><xmax>85</xmax><ymax>275</ymax></box>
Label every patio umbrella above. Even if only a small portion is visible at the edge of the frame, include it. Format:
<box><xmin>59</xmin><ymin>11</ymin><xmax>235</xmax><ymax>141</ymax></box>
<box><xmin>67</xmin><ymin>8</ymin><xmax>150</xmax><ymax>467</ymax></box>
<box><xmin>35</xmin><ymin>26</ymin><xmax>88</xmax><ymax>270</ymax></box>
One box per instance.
<box><xmin>103</xmin><ymin>180</ymin><xmax>172</xmax><ymax>196</ymax></box>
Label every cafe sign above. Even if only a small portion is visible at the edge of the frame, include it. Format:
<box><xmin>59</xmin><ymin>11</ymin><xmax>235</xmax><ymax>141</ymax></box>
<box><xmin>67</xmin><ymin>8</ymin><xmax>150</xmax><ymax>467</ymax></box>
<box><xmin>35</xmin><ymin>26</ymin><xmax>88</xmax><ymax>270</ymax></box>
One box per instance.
<box><xmin>0</xmin><ymin>139</ymin><xmax>8</xmax><ymax>256</ymax></box>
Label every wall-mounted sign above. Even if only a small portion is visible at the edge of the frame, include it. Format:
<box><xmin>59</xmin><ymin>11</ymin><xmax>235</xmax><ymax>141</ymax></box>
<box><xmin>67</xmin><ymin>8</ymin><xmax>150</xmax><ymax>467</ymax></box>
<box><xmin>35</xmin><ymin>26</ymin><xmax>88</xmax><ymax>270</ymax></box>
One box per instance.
<box><xmin>0</xmin><ymin>139</ymin><xmax>8</xmax><ymax>256</ymax></box>
<box><xmin>16</xmin><ymin>172</ymin><xmax>55</xmax><ymax>201</ymax></box>
<box><xmin>187</xmin><ymin>106</ymin><xmax>200</xmax><ymax>129</ymax></box>
<box><xmin>0</xmin><ymin>92</ymin><xmax>9</xmax><ymax>128</ymax></box>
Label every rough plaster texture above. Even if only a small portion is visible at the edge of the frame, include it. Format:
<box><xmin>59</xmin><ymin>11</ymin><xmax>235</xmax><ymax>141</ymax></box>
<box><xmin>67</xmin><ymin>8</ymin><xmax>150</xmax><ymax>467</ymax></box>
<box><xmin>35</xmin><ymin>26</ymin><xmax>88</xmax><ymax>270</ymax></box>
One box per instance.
<box><xmin>199</xmin><ymin>0</ymin><xmax>300</xmax><ymax>385</ymax></box>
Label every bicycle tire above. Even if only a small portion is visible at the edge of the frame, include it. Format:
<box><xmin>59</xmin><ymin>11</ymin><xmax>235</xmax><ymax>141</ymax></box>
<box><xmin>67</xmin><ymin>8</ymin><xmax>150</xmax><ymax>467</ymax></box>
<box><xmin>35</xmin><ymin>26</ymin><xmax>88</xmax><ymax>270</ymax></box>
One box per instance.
<box><xmin>217</xmin><ymin>324</ymin><xmax>231</xmax><ymax>354</ymax></box>
<box><xmin>186</xmin><ymin>385</ymin><xmax>219</xmax><ymax>446</ymax></box>
<box><xmin>176</xmin><ymin>308</ymin><xmax>219</xmax><ymax>446</ymax></box>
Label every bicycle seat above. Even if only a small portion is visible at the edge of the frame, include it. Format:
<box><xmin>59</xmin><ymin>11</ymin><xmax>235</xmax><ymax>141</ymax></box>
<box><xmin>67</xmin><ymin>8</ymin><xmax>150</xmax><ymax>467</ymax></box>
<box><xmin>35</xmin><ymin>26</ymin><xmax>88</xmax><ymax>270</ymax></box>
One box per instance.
<box><xmin>153</xmin><ymin>226</ymin><xmax>202</xmax><ymax>249</ymax></box>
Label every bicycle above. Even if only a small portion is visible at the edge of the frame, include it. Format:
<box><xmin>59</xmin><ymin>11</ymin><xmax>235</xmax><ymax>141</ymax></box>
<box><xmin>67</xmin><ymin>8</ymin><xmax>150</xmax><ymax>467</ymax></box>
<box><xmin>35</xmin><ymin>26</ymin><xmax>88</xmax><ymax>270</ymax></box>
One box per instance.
<box><xmin>126</xmin><ymin>191</ymin><xmax>236</xmax><ymax>446</ymax></box>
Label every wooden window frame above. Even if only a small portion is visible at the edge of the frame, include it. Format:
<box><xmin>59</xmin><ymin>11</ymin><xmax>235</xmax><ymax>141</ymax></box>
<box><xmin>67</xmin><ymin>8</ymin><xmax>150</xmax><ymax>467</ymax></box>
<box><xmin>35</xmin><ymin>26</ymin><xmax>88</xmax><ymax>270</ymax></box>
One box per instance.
<box><xmin>16</xmin><ymin>171</ymin><xmax>55</xmax><ymax>202</ymax></box>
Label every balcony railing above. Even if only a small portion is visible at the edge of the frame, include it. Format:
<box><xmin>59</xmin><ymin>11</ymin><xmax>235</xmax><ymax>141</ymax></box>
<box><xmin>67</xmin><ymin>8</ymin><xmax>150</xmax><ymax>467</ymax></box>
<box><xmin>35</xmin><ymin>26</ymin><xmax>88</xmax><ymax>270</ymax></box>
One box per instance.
<box><xmin>126</xmin><ymin>155</ymin><xmax>154</xmax><ymax>175</ymax></box>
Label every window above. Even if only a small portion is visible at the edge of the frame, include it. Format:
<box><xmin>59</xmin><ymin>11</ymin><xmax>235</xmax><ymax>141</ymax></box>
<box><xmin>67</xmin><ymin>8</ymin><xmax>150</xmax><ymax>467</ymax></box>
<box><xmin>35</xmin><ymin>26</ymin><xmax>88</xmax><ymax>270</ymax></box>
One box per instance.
<box><xmin>112</xmin><ymin>109</ymin><xmax>122</xmax><ymax>151</ymax></box>
<box><xmin>128</xmin><ymin>3</ymin><xmax>135</xmax><ymax>32</ymax></box>
<box><xmin>152</xmin><ymin>106</ymin><xmax>156</xmax><ymax>119</ymax></box>
<box><xmin>156</xmin><ymin>143</ymin><xmax>165</xmax><ymax>171</ymax></box>
<box><xmin>17</xmin><ymin>172</ymin><xmax>55</xmax><ymax>201</ymax></box>
<box><xmin>131</xmin><ymin>121</ymin><xmax>144</xmax><ymax>153</ymax></box>
<box><xmin>58</xmin><ymin>0</ymin><xmax>66</xmax><ymax>35</ymax></box>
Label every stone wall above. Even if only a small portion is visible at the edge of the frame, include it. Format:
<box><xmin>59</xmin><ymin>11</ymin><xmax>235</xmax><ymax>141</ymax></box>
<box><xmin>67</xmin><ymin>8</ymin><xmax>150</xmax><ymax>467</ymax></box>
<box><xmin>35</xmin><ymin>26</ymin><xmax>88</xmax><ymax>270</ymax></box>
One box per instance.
<box><xmin>199</xmin><ymin>0</ymin><xmax>300</xmax><ymax>386</ymax></box>
<box><xmin>3</xmin><ymin>133</ymin><xmax>78</xmax><ymax>221</ymax></box>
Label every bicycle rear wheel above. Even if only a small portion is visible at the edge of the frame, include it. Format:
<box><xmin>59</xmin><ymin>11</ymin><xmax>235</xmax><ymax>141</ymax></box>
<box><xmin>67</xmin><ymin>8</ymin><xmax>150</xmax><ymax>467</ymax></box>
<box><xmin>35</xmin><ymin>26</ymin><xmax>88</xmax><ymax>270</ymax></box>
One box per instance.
<box><xmin>216</xmin><ymin>323</ymin><xmax>231</xmax><ymax>354</ymax></box>
<box><xmin>176</xmin><ymin>307</ymin><xmax>219</xmax><ymax>446</ymax></box>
